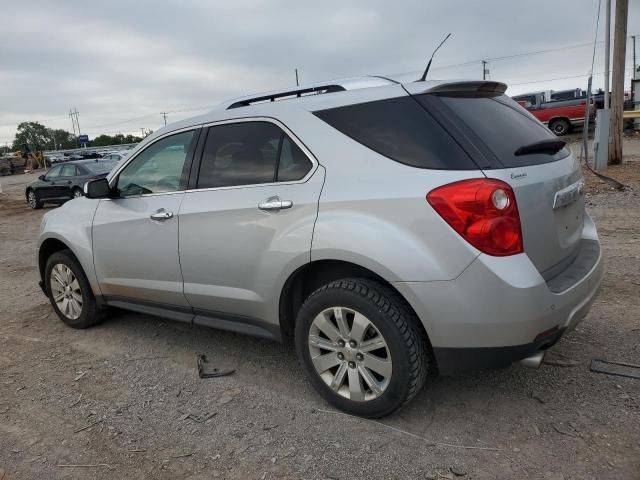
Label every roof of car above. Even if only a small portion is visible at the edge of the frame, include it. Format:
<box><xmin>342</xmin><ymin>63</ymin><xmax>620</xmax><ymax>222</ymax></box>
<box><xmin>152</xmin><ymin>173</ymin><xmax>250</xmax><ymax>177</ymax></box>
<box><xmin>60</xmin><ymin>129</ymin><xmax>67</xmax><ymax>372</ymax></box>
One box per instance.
<box><xmin>131</xmin><ymin>77</ymin><xmax>507</xmax><ymax>154</ymax></box>
<box><xmin>68</xmin><ymin>158</ymin><xmax>118</xmax><ymax>166</ymax></box>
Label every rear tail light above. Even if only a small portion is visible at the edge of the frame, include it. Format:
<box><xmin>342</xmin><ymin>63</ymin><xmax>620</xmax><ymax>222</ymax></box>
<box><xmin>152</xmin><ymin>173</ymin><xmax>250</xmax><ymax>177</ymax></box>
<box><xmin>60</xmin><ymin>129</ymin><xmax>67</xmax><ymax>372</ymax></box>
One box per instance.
<box><xmin>427</xmin><ymin>178</ymin><xmax>523</xmax><ymax>256</ymax></box>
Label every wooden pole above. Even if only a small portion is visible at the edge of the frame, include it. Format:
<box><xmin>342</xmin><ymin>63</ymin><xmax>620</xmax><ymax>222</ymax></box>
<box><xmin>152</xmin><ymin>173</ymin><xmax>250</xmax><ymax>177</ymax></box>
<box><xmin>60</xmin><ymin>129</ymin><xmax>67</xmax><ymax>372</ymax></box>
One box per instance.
<box><xmin>608</xmin><ymin>0</ymin><xmax>629</xmax><ymax>165</ymax></box>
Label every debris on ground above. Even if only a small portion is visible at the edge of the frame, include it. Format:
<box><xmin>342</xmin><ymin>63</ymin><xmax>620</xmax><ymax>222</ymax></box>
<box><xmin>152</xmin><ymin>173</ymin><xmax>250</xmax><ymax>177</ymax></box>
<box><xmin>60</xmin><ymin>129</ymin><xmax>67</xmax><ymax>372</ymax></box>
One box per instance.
<box><xmin>590</xmin><ymin>358</ymin><xmax>640</xmax><ymax>380</ymax></box>
<box><xmin>196</xmin><ymin>354</ymin><xmax>235</xmax><ymax>378</ymax></box>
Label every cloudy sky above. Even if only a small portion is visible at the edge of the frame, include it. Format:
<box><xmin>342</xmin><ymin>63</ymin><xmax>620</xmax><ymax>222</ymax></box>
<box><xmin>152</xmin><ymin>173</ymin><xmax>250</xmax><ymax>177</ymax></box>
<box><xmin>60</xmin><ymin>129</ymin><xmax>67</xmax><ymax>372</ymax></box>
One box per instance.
<box><xmin>1</xmin><ymin>0</ymin><xmax>638</xmax><ymax>145</ymax></box>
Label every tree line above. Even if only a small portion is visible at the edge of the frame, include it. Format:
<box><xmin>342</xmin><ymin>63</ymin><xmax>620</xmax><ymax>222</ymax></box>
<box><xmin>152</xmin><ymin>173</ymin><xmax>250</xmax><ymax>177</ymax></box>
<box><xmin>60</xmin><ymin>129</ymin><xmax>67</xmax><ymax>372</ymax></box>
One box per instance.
<box><xmin>10</xmin><ymin>122</ymin><xmax>143</xmax><ymax>151</ymax></box>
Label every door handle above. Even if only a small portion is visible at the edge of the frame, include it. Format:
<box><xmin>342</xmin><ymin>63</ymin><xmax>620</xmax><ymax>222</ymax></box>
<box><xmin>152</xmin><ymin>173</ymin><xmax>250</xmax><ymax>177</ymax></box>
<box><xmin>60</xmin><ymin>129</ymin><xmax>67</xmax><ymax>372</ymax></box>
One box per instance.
<box><xmin>150</xmin><ymin>210</ymin><xmax>174</xmax><ymax>221</ymax></box>
<box><xmin>258</xmin><ymin>197</ymin><xmax>293</xmax><ymax>211</ymax></box>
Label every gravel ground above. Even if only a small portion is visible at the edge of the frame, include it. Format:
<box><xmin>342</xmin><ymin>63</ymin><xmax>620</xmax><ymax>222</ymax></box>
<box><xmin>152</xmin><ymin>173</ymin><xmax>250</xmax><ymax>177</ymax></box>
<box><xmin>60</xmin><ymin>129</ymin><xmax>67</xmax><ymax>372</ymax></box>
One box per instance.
<box><xmin>0</xmin><ymin>138</ymin><xmax>639</xmax><ymax>480</ymax></box>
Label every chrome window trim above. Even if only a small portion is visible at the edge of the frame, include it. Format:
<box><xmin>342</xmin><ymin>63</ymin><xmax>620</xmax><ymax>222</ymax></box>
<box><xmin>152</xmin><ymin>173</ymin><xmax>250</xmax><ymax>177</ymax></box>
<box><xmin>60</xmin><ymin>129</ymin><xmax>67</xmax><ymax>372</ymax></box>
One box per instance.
<box><xmin>107</xmin><ymin>125</ymin><xmax>203</xmax><ymax>190</ymax></box>
<box><xmin>105</xmin><ymin>117</ymin><xmax>318</xmax><ymax>199</ymax></box>
<box><xmin>188</xmin><ymin>116</ymin><xmax>319</xmax><ymax>194</ymax></box>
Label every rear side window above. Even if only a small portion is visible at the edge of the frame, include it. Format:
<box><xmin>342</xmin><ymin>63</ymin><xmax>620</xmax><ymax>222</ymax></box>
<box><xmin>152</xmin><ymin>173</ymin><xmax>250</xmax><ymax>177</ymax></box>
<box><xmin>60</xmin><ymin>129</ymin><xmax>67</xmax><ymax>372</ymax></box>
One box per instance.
<box><xmin>420</xmin><ymin>93</ymin><xmax>570</xmax><ymax>168</ymax></box>
<box><xmin>313</xmin><ymin>96</ymin><xmax>476</xmax><ymax>170</ymax></box>
<box><xmin>197</xmin><ymin>121</ymin><xmax>312</xmax><ymax>189</ymax></box>
<box><xmin>61</xmin><ymin>164</ymin><xmax>77</xmax><ymax>176</ymax></box>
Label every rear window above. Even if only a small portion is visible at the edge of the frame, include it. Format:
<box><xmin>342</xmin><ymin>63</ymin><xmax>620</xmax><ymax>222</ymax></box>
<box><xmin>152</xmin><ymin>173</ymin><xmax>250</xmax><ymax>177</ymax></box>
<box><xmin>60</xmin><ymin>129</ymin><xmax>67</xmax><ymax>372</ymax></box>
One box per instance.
<box><xmin>313</xmin><ymin>96</ymin><xmax>477</xmax><ymax>170</ymax></box>
<box><xmin>85</xmin><ymin>160</ymin><xmax>117</xmax><ymax>174</ymax></box>
<box><xmin>419</xmin><ymin>93</ymin><xmax>570</xmax><ymax>168</ymax></box>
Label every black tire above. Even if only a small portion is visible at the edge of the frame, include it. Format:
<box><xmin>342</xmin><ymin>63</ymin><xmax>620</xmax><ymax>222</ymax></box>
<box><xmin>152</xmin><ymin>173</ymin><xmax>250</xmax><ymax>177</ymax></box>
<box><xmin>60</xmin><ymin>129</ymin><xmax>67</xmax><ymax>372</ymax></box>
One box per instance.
<box><xmin>295</xmin><ymin>278</ymin><xmax>429</xmax><ymax>418</ymax></box>
<box><xmin>45</xmin><ymin>250</ymin><xmax>105</xmax><ymax>329</ymax></box>
<box><xmin>71</xmin><ymin>187</ymin><xmax>84</xmax><ymax>199</ymax></box>
<box><xmin>549</xmin><ymin>118</ymin><xmax>571</xmax><ymax>136</ymax></box>
<box><xmin>26</xmin><ymin>189</ymin><xmax>43</xmax><ymax>209</ymax></box>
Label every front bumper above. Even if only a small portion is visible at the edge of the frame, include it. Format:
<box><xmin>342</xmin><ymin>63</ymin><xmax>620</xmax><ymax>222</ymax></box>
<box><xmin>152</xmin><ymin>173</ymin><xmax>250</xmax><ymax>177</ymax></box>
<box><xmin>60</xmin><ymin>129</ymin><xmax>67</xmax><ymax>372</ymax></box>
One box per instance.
<box><xmin>393</xmin><ymin>236</ymin><xmax>604</xmax><ymax>375</ymax></box>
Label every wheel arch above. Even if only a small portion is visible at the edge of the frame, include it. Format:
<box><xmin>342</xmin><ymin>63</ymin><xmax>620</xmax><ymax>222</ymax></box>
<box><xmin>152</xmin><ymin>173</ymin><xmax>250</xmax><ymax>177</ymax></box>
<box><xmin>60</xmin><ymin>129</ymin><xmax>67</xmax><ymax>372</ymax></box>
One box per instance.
<box><xmin>38</xmin><ymin>237</ymin><xmax>96</xmax><ymax>299</ymax></box>
<box><xmin>278</xmin><ymin>259</ymin><xmax>432</xmax><ymax>350</ymax></box>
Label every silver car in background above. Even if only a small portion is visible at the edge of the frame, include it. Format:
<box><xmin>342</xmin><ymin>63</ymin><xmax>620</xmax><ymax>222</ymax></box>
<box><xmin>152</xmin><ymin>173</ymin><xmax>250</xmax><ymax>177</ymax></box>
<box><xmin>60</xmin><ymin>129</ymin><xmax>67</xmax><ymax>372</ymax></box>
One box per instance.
<box><xmin>36</xmin><ymin>77</ymin><xmax>603</xmax><ymax>417</ymax></box>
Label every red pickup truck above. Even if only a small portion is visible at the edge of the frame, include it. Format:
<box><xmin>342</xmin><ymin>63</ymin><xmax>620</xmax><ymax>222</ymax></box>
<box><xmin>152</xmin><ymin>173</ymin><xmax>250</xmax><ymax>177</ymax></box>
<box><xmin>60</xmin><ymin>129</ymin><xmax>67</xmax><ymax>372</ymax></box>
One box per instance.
<box><xmin>511</xmin><ymin>91</ymin><xmax>594</xmax><ymax>136</ymax></box>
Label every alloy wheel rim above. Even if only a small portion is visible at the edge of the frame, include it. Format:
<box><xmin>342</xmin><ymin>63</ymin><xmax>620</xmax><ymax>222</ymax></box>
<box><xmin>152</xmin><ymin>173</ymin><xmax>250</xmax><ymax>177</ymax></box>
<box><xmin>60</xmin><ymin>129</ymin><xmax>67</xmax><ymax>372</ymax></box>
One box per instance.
<box><xmin>74</xmin><ymin>190</ymin><xmax>82</xmax><ymax>198</ymax></box>
<box><xmin>50</xmin><ymin>264</ymin><xmax>83</xmax><ymax>320</ymax></box>
<box><xmin>28</xmin><ymin>191</ymin><xmax>36</xmax><ymax>207</ymax></box>
<box><xmin>308</xmin><ymin>307</ymin><xmax>392</xmax><ymax>402</ymax></box>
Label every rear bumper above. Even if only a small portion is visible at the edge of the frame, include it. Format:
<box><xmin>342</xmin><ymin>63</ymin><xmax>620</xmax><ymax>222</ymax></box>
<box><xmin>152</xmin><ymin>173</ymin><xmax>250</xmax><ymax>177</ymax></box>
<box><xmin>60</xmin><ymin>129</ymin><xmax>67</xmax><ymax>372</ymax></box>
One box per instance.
<box><xmin>393</xmin><ymin>229</ymin><xmax>603</xmax><ymax>374</ymax></box>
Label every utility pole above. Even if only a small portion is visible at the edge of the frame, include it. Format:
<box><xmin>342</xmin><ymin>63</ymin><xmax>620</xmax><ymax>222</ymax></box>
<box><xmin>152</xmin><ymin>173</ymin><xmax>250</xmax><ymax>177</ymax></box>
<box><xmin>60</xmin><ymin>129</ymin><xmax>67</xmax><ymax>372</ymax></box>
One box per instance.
<box><xmin>295</xmin><ymin>68</ymin><xmax>299</xmax><ymax>86</ymax></box>
<box><xmin>69</xmin><ymin>109</ymin><xmax>77</xmax><ymax>139</ymax></box>
<box><xmin>604</xmin><ymin>0</ymin><xmax>611</xmax><ymax>108</ymax></box>
<box><xmin>482</xmin><ymin>60</ymin><xmax>489</xmax><ymax>80</ymax></box>
<box><xmin>73</xmin><ymin>108</ymin><xmax>81</xmax><ymax>140</ymax></box>
<box><xmin>633</xmin><ymin>35</ymin><xmax>637</xmax><ymax>76</ymax></box>
<box><xmin>140</xmin><ymin>128</ymin><xmax>146</xmax><ymax>138</ymax></box>
<box><xmin>608</xmin><ymin>0</ymin><xmax>629</xmax><ymax>165</ymax></box>
<box><xmin>160</xmin><ymin>112</ymin><xmax>168</xmax><ymax>126</ymax></box>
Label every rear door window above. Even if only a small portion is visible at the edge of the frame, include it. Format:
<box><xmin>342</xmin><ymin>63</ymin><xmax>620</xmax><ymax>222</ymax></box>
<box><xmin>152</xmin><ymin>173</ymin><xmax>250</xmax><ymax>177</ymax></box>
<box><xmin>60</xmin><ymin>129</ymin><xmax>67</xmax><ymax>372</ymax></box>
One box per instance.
<box><xmin>418</xmin><ymin>93</ymin><xmax>570</xmax><ymax>168</ymax></box>
<box><xmin>61</xmin><ymin>164</ymin><xmax>77</xmax><ymax>176</ymax></box>
<box><xmin>313</xmin><ymin>96</ymin><xmax>477</xmax><ymax>170</ymax></box>
<box><xmin>197</xmin><ymin>121</ymin><xmax>313</xmax><ymax>189</ymax></box>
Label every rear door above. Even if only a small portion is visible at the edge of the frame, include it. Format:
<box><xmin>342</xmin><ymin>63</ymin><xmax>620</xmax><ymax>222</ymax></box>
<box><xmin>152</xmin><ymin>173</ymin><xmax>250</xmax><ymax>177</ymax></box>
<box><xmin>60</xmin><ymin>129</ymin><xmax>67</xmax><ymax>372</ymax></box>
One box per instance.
<box><xmin>178</xmin><ymin>120</ymin><xmax>324</xmax><ymax>328</ymax></box>
<box><xmin>57</xmin><ymin>163</ymin><xmax>79</xmax><ymax>198</ymax></box>
<box><xmin>410</xmin><ymin>87</ymin><xmax>584</xmax><ymax>278</ymax></box>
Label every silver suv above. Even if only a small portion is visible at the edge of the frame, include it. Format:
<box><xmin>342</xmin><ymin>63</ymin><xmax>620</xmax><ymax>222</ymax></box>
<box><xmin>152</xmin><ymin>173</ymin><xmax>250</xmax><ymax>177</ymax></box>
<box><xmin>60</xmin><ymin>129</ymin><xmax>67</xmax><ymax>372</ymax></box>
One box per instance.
<box><xmin>37</xmin><ymin>78</ymin><xmax>603</xmax><ymax>418</ymax></box>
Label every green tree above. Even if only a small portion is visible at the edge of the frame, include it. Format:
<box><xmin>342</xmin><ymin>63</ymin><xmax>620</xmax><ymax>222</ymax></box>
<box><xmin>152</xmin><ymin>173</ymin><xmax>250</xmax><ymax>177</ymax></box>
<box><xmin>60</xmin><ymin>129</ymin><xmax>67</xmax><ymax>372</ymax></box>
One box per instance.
<box><xmin>12</xmin><ymin>122</ymin><xmax>50</xmax><ymax>150</ymax></box>
<box><xmin>49</xmin><ymin>129</ymin><xmax>77</xmax><ymax>149</ymax></box>
<box><xmin>91</xmin><ymin>133</ymin><xmax>142</xmax><ymax>147</ymax></box>
<box><xmin>12</xmin><ymin>122</ymin><xmax>77</xmax><ymax>150</ymax></box>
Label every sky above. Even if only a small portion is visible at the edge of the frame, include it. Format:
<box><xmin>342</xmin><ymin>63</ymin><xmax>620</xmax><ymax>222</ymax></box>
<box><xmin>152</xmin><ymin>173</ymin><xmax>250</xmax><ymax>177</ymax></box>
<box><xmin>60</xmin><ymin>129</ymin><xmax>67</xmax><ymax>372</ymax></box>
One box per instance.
<box><xmin>1</xmin><ymin>0</ymin><xmax>639</xmax><ymax>146</ymax></box>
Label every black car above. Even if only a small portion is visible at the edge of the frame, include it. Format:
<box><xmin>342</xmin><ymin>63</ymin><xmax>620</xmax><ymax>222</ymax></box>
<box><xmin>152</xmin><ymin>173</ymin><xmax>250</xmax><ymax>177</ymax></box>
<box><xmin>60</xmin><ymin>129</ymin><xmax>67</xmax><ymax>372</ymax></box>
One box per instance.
<box><xmin>26</xmin><ymin>159</ymin><xmax>118</xmax><ymax>209</ymax></box>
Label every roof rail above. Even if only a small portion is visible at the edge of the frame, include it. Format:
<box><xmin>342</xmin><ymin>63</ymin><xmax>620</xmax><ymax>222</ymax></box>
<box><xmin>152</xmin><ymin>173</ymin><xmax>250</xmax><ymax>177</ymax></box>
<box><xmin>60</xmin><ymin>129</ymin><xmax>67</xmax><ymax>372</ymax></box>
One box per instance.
<box><xmin>220</xmin><ymin>76</ymin><xmax>396</xmax><ymax>110</ymax></box>
<box><xmin>227</xmin><ymin>85</ymin><xmax>346</xmax><ymax>109</ymax></box>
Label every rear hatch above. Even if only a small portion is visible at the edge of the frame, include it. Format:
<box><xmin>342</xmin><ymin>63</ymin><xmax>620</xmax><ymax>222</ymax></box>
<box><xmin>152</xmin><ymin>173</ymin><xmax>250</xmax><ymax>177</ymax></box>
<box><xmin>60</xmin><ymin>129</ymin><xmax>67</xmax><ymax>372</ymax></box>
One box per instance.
<box><xmin>406</xmin><ymin>82</ymin><xmax>585</xmax><ymax>278</ymax></box>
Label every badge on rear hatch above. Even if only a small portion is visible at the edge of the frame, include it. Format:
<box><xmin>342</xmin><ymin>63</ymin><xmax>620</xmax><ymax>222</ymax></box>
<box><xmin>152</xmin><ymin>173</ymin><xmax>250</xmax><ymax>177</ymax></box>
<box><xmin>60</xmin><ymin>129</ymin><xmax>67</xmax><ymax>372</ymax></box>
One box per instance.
<box><xmin>553</xmin><ymin>179</ymin><xmax>585</xmax><ymax>209</ymax></box>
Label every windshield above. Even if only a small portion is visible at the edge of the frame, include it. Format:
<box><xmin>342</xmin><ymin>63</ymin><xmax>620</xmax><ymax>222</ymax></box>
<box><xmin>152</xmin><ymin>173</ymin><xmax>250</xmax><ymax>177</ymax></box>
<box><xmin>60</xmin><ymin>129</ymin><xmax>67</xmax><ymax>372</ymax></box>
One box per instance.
<box><xmin>84</xmin><ymin>160</ymin><xmax>117</xmax><ymax>174</ymax></box>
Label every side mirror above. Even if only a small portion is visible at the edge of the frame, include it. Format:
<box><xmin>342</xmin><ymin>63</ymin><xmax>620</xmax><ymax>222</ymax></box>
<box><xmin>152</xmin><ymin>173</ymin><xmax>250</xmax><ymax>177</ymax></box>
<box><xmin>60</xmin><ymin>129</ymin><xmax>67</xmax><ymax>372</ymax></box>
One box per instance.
<box><xmin>84</xmin><ymin>178</ymin><xmax>111</xmax><ymax>199</ymax></box>
<box><xmin>38</xmin><ymin>175</ymin><xmax>45</xmax><ymax>181</ymax></box>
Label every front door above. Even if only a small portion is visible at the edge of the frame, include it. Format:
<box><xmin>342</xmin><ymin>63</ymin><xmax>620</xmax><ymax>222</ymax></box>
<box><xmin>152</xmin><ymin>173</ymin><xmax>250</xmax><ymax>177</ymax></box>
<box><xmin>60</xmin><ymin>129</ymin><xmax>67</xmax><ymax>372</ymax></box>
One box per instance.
<box><xmin>92</xmin><ymin>128</ymin><xmax>200</xmax><ymax>308</ymax></box>
<box><xmin>178</xmin><ymin>121</ymin><xmax>323</xmax><ymax>327</ymax></box>
<box><xmin>39</xmin><ymin>165</ymin><xmax>64</xmax><ymax>200</ymax></box>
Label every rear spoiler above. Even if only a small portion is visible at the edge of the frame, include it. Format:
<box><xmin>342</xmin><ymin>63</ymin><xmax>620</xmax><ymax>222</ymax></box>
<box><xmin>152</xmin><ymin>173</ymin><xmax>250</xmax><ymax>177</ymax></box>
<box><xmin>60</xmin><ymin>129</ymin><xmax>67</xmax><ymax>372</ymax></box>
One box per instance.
<box><xmin>408</xmin><ymin>80</ymin><xmax>507</xmax><ymax>95</ymax></box>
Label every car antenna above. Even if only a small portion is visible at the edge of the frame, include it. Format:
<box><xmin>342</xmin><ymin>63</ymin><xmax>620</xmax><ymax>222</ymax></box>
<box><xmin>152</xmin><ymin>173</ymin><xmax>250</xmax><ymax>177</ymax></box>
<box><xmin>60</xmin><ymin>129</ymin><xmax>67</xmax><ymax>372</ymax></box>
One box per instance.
<box><xmin>418</xmin><ymin>33</ymin><xmax>452</xmax><ymax>82</ymax></box>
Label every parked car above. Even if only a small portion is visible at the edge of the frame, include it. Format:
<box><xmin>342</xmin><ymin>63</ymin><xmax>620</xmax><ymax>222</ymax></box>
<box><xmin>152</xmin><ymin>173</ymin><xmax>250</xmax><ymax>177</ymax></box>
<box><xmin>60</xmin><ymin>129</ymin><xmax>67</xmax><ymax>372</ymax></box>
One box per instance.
<box><xmin>26</xmin><ymin>159</ymin><xmax>118</xmax><ymax>209</ymax></box>
<box><xmin>512</xmin><ymin>91</ymin><xmax>594</xmax><ymax>135</ymax></box>
<box><xmin>36</xmin><ymin>77</ymin><xmax>603</xmax><ymax>417</ymax></box>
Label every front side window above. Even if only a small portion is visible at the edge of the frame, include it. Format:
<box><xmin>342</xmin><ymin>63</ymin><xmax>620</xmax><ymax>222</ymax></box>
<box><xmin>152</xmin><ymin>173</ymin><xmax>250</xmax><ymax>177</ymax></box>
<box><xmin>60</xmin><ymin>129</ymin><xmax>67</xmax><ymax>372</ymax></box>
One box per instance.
<box><xmin>197</xmin><ymin>122</ymin><xmax>312</xmax><ymax>189</ymax></box>
<box><xmin>116</xmin><ymin>130</ymin><xmax>196</xmax><ymax>197</ymax></box>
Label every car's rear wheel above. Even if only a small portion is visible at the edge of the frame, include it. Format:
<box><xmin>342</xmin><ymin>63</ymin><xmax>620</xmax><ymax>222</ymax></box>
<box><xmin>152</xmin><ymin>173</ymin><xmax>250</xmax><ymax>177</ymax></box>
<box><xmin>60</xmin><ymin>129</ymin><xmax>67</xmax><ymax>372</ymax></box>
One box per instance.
<box><xmin>27</xmin><ymin>189</ymin><xmax>43</xmax><ymax>209</ymax></box>
<box><xmin>45</xmin><ymin>250</ymin><xmax>105</xmax><ymax>329</ymax></box>
<box><xmin>295</xmin><ymin>278</ymin><xmax>429</xmax><ymax>418</ymax></box>
<box><xmin>549</xmin><ymin>118</ymin><xmax>571</xmax><ymax>136</ymax></box>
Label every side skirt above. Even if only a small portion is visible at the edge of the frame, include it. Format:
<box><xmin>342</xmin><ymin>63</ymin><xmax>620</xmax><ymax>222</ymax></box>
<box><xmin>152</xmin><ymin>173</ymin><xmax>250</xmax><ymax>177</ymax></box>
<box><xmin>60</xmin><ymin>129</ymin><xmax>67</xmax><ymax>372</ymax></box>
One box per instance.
<box><xmin>102</xmin><ymin>295</ymin><xmax>281</xmax><ymax>341</ymax></box>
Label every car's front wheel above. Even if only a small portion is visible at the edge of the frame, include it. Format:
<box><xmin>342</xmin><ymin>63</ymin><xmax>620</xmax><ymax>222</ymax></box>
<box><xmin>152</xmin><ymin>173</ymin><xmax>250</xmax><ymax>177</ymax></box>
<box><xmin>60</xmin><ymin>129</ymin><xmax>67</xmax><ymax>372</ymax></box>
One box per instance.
<box><xmin>27</xmin><ymin>189</ymin><xmax>43</xmax><ymax>209</ymax></box>
<box><xmin>72</xmin><ymin>187</ymin><xmax>83</xmax><ymax>199</ymax></box>
<box><xmin>45</xmin><ymin>250</ymin><xmax>105</xmax><ymax>329</ymax></box>
<box><xmin>295</xmin><ymin>278</ymin><xmax>429</xmax><ymax>418</ymax></box>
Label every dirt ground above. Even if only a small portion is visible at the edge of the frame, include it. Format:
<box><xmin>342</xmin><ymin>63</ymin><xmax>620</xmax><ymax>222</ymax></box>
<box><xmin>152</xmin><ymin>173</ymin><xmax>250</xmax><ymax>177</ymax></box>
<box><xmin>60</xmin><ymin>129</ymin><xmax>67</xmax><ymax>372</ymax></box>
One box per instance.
<box><xmin>0</xmin><ymin>138</ymin><xmax>639</xmax><ymax>480</ymax></box>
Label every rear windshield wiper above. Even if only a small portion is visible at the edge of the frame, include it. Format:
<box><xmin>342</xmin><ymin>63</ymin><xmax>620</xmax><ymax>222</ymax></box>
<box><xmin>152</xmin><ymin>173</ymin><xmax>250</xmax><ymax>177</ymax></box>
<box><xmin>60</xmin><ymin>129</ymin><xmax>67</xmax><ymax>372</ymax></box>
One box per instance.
<box><xmin>514</xmin><ymin>139</ymin><xmax>566</xmax><ymax>156</ymax></box>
